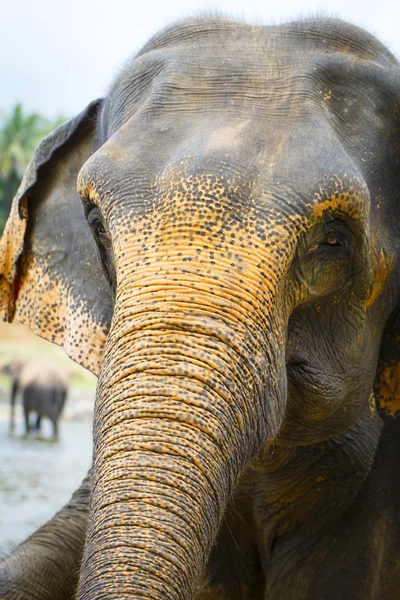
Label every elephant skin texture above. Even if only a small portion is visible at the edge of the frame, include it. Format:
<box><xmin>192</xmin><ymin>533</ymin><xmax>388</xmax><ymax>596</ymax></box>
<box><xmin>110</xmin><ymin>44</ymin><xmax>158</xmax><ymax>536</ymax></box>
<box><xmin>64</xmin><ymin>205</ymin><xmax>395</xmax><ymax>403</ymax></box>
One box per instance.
<box><xmin>1</xmin><ymin>14</ymin><xmax>400</xmax><ymax>600</ymax></box>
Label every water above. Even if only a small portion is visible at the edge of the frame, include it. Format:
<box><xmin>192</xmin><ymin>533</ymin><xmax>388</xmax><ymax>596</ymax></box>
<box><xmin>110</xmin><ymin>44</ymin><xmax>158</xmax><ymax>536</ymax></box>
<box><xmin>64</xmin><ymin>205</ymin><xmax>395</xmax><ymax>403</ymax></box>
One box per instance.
<box><xmin>0</xmin><ymin>394</ymin><xmax>93</xmax><ymax>555</ymax></box>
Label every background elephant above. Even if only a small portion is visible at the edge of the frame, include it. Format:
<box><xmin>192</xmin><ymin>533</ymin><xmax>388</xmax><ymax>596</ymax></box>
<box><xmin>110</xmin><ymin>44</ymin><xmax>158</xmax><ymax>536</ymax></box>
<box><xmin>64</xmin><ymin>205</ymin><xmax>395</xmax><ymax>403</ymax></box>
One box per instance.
<box><xmin>1</xmin><ymin>14</ymin><xmax>400</xmax><ymax>600</ymax></box>
<box><xmin>2</xmin><ymin>358</ymin><xmax>69</xmax><ymax>438</ymax></box>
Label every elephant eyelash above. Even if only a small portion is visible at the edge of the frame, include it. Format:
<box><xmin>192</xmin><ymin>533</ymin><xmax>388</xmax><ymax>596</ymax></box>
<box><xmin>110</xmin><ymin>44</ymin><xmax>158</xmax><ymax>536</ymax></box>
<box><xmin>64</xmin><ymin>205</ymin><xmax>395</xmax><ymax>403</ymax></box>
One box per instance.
<box><xmin>87</xmin><ymin>209</ymin><xmax>110</xmax><ymax>240</ymax></box>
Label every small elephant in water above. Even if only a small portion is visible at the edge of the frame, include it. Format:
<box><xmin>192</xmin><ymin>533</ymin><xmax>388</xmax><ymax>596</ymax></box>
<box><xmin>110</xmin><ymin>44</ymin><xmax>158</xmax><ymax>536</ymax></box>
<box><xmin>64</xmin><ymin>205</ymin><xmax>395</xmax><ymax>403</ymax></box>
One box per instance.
<box><xmin>2</xmin><ymin>358</ymin><xmax>69</xmax><ymax>438</ymax></box>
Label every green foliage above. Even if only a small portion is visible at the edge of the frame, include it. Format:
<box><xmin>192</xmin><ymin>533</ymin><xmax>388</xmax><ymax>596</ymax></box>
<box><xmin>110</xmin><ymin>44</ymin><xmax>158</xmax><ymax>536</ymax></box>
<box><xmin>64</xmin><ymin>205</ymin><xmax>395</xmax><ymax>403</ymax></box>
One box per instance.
<box><xmin>0</xmin><ymin>104</ymin><xmax>67</xmax><ymax>235</ymax></box>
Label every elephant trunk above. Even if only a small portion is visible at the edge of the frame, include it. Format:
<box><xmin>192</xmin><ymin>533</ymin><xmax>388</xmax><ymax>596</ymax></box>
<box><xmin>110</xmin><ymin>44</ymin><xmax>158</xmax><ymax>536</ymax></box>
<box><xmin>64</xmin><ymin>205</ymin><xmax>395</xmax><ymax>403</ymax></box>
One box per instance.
<box><xmin>77</xmin><ymin>289</ymin><xmax>285</xmax><ymax>599</ymax></box>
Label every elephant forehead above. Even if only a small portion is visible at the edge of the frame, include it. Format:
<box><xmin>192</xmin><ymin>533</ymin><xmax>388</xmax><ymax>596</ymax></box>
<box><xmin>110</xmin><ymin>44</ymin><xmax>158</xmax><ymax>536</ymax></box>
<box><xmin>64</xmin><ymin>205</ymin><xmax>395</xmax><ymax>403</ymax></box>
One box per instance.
<box><xmin>82</xmin><ymin>83</ymin><xmax>372</xmax><ymax>232</ymax></box>
<box><xmin>204</xmin><ymin>121</ymin><xmax>252</xmax><ymax>153</ymax></box>
<box><xmin>101</xmin><ymin>15</ymin><xmax>398</xmax><ymax>156</ymax></box>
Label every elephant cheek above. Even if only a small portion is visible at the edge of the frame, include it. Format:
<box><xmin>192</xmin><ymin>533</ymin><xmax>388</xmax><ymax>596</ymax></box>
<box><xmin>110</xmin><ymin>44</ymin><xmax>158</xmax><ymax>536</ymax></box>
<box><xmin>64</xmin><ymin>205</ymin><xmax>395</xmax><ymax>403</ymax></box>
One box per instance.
<box><xmin>77</xmin><ymin>306</ymin><xmax>285</xmax><ymax>599</ymax></box>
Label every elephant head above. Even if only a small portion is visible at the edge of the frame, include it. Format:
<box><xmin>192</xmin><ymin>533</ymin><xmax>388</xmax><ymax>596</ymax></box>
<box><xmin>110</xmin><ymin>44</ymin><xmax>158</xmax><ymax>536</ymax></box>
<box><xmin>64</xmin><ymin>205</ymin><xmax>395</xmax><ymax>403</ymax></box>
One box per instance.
<box><xmin>1</xmin><ymin>16</ymin><xmax>400</xmax><ymax>599</ymax></box>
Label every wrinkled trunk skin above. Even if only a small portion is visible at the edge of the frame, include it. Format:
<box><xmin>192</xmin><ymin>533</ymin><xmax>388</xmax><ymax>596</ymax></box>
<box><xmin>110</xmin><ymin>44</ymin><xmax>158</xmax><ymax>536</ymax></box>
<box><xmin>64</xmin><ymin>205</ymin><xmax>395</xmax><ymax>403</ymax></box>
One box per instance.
<box><xmin>77</xmin><ymin>281</ymin><xmax>284</xmax><ymax>599</ymax></box>
<box><xmin>76</xmin><ymin>168</ymin><xmax>289</xmax><ymax>598</ymax></box>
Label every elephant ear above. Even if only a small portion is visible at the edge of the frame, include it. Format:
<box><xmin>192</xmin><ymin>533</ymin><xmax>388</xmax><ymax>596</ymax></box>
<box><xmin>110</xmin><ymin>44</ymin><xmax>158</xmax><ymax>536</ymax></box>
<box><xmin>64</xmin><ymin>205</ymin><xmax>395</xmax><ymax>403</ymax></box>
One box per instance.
<box><xmin>0</xmin><ymin>100</ymin><xmax>113</xmax><ymax>375</ymax></box>
<box><xmin>374</xmin><ymin>305</ymin><xmax>400</xmax><ymax>420</ymax></box>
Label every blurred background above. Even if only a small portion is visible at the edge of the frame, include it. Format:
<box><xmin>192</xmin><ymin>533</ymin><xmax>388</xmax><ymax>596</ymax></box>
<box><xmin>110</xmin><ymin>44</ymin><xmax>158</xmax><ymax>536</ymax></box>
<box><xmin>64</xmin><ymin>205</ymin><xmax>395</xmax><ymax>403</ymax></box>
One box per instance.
<box><xmin>0</xmin><ymin>320</ymin><xmax>96</xmax><ymax>554</ymax></box>
<box><xmin>1</xmin><ymin>0</ymin><xmax>398</xmax><ymax>555</ymax></box>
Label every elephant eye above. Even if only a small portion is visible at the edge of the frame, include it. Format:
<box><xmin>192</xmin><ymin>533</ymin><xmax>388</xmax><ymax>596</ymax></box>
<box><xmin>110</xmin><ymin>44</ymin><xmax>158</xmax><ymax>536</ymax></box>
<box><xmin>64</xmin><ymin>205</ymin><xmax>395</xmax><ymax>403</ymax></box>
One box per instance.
<box><xmin>322</xmin><ymin>235</ymin><xmax>343</xmax><ymax>247</ymax></box>
<box><xmin>87</xmin><ymin>209</ymin><xmax>111</xmax><ymax>245</ymax></box>
<box><xmin>320</xmin><ymin>221</ymin><xmax>350</xmax><ymax>251</ymax></box>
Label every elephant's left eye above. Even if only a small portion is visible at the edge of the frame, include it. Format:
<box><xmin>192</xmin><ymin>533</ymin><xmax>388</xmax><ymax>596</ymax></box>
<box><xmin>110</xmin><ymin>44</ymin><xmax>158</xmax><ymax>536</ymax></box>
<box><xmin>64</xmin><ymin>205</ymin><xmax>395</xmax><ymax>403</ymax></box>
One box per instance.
<box><xmin>87</xmin><ymin>209</ymin><xmax>111</xmax><ymax>244</ymax></box>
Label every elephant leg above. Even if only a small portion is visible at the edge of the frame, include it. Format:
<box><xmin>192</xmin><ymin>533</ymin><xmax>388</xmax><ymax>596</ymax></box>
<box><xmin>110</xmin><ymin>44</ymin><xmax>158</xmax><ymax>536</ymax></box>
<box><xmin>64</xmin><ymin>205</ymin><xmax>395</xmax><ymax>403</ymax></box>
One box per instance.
<box><xmin>23</xmin><ymin>406</ymin><xmax>30</xmax><ymax>435</ymax></box>
<box><xmin>35</xmin><ymin>413</ymin><xmax>42</xmax><ymax>431</ymax></box>
<box><xmin>9</xmin><ymin>378</ymin><xmax>18</xmax><ymax>436</ymax></box>
<box><xmin>0</xmin><ymin>471</ymin><xmax>90</xmax><ymax>600</ymax></box>
<box><xmin>52</xmin><ymin>418</ymin><xmax>58</xmax><ymax>439</ymax></box>
<box><xmin>48</xmin><ymin>389</ymin><xmax>64</xmax><ymax>439</ymax></box>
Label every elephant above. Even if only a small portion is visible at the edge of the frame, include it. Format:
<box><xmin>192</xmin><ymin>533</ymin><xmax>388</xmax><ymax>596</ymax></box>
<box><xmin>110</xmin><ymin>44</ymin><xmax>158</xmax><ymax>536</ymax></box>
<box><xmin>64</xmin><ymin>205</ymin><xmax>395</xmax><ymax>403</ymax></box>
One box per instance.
<box><xmin>1</xmin><ymin>13</ymin><xmax>400</xmax><ymax>600</ymax></box>
<box><xmin>2</xmin><ymin>357</ymin><xmax>69</xmax><ymax>438</ymax></box>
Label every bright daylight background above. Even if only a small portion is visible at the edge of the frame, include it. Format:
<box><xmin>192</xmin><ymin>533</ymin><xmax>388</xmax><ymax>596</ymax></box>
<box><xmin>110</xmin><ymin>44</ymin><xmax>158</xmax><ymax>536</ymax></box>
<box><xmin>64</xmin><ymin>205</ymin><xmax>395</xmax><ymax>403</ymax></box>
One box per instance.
<box><xmin>2</xmin><ymin>0</ymin><xmax>400</xmax><ymax>118</ymax></box>
<box><xmin>0</xmin><ymin>0</ymin><xmax>398</xmax><ymax>555</ymax></box>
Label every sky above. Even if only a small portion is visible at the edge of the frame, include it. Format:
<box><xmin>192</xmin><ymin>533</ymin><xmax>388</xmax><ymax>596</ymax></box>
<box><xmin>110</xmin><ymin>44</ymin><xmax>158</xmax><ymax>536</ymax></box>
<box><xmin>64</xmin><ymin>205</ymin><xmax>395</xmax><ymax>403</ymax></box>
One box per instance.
<box><xmin>1</xmin><ymin>0</ymin><xmax>399</xmax><ymax>119</ymax></box>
